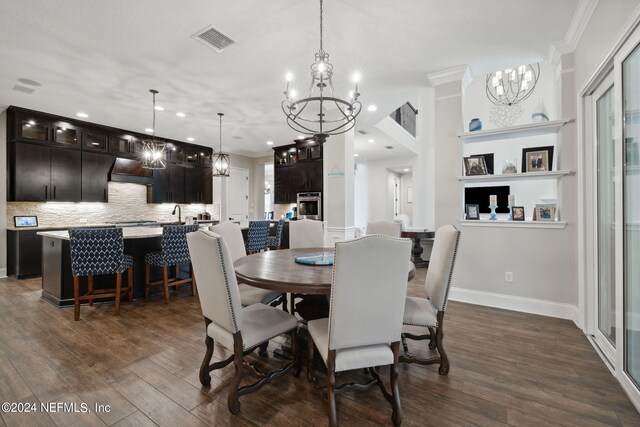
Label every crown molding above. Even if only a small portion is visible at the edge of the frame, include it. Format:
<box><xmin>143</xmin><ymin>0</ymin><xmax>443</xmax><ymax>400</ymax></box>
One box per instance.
<box><xmin>427</xmin><ymin>64</ymin><xmax>471</xmax><ymax>87</ymax></box>
<box><xmin>548</xmin><ymin>0</ymin><xmax>599</xmax><ymax>69</ymax></box>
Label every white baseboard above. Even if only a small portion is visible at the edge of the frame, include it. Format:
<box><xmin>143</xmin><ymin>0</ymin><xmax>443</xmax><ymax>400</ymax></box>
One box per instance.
<box><xmin>449</xmin><ymin>287</ymin><xmax>579</xmax><ymax>324</ymax></box>
<box><xmin>0</xmin><ymin>268</ymin><xmax>6</xmax><ymax>278</ymax></box>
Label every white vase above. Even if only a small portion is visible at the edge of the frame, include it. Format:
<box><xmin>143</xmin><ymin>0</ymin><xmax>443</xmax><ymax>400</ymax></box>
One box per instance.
<box><xmin>532</xmin><ymin>99</ymin><xmax>549</xmax><ymax>123</ymax></box>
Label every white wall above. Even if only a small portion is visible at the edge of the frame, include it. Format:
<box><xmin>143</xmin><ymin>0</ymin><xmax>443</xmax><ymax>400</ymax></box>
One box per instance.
<box><xmin>365</xmin><ymin>156</ymin><xmax>416</xmax><ymax>223</ymax></box>
<box><xmin>399</xmin><ymin>173</ymin><xmax>413</xmax><ymax>224</ymax></box>
<box><xmin>354</xmin><ymin>163</ymin><xmax>369</xmax><ymax>233</ymax></box>
<box><xmin>0</xmin><ymin>109</ymin><xmax>7</xmax><ymax>277</ymax></box>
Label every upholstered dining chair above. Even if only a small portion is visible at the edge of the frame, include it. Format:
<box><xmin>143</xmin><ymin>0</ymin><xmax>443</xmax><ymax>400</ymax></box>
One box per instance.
<box><xmin>266</xmin><ymin>218</ymin><xmax>285</xmax><ymax>250</ymax></box>
<box><xmin>307</xmin><ymin>235</ymin><xmax>411</xmax><ymax>427</ymax></box>
<box><xmin>245</xmin><ymin>220</ymin><xmax>271</xmax><ymax>253</ymax></box>
<box><xmin>187</xmin><ymin>229</ymin><xmax>299</xmax><ymax>414</ymax></box>
<box><xmin>400</xmin><ymin>224</ymin><xmax>460</xmax><ymax>375</ymax></box>
<box><xmin>144</xmin><ymin>224</ymin><xmax>198</xmax><ymax>304</ymax></box>
<box><xmin>209</xmin><ymin>222</ymin><xmax>285</xmax><ymax>308</ymax></box>
<box><xmin>289</xmin><ymin>219</ymin><xmax>324</xmax><ymax>248</ymax></box>
<box><xmin>366</xmin><ymin>220</ymin><xmax>402</xmax><ymax>237</ymax></box>
<box><xmin>68</xmin><ymin>227</ymin><xmax>134</xmax><ymax>321</ymax></box>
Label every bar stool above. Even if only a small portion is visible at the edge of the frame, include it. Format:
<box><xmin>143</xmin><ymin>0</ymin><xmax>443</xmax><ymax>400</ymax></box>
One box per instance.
<box><xmin>266</xmin><ymin>219</ymin><xmax>285</xmax><ymax>250</ymax></box>
<box><xmin>144</xmin><ymin>224</ymin><xmax>199</xmax><ymax>304</ymax></box>
<box><xmin>245</xmin><ymin>220</ymin><xmax>271</xmax><ymax>254</ymax></box>
<box><xmin>69</xmin><ymin>227</ymin><xmax>134</xmax><ymax>321</ymax></box>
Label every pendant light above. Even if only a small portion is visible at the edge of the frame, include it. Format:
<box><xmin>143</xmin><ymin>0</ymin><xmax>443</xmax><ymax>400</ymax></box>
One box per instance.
<box><xmin>213</xmin><ymin>113</ymin><xmax>230</xmax><ymax>177</ymax></box>
<box><xmin>141</xmin><ymin>89</ymin><xmax>166</xmax><ymax>169</ymax></box>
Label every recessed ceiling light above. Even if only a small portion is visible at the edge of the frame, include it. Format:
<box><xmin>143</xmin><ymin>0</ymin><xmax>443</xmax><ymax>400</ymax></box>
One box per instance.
<box><xmin>76</xmin><ymin>112</ymin><xmax>88</xmax><ymax>118</ymax></box>
<box><xmin>145</xmin><ymin>128</ymin><xmax>153</xmax><ymax>133</ymax></box>
<box><xmin>154</xmin><ymin>105</ymin><xmax>164</xmax><ymax>111</ymax></box>
<box><xmin>367</xmin><ymin>105</ymin><xmax>377</xmax><ymax>112</ymax></box>
<box><xmin>404</xmin><ymin>168</ymin><xmax>410</xmax><ymax>172</ymax></box>
<box><xmin>187</xmin><ymin>137</ymin><xmax>195</xmax><ymax>142</ymax></box>
<box><xmin>176</xmin><ymin>112</ymin><xmax>186</xmax><ymax>118</ymax></box>
<box><xmin>354</xmin><ymin>153</ymin><xmax>359</xmax><ymax>157</ymax></box>
<box><xmin>368</xmin><ymin>139</ymin><xmax>374</xmax><ymax>143</ymax></box>
<box><xmin>28</xmin><ymin>120</ymin><xmax>36</xmax><ymax>125</ymax></box>
<box><xmin>267</xmin><ymin>141</ymin><xmax>274</xmax><ymax>145</ymax></box>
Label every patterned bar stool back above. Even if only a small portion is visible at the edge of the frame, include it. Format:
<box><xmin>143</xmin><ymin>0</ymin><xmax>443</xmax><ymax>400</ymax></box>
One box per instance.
<box><xmin>160</xmin><ymin>224</ymin><xmax>199</xmax><ymax>265</ymax></box>
<box><xmin>69</xmin><ymin>227</ymin><xmax>128</xmax><ymax>276</ymax></box>
<box><xmin>266</xmin><ymin>219</ymin><xmax>285</xmax><ymax>249</ymax></box>
<box><xmin>246</xmin><ymin>220</ymin><xmax>271</xmax><ymax>253</ymax></box>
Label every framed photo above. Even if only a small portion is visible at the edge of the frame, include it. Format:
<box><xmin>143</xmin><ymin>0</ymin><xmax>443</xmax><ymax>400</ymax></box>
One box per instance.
<box><xmin>535</xmin><ymin>204</ymin><xmax>556</xmax><ymax>221</ymax></box>
<box><xmin>511</xmin><ymin>206</ymin><xmax>525</xmax><ymax>221</ymax></box>
<box><xmin>470</xmin><ymin>153</ymin><xmax>494</xmax><ymax>174</ymax></box>
<box><xmin>463</xmin><ymin>156</ymin><xmax>488</xmax><ymax>176</ymax></box>
<box><xmin>14</xmin><ymin>216</ymin><xmax>38</xmax><ymax>228</ymax></box>
<box><xmin>465</xmin><ymin>204</ymin><xmax>480</xmax><ymax>220</ymax></box>
<box><xmin>522</xmin><ymin>146</ymin><xmax>554</xmax><ymax>172</ymax></box>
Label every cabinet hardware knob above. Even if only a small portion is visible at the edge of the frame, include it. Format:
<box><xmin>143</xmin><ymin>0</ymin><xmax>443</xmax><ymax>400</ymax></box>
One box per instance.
<box><xmin>45</xmin><ymin>185</ymin><xmax>48</xmax><ymax>200</ymax></box>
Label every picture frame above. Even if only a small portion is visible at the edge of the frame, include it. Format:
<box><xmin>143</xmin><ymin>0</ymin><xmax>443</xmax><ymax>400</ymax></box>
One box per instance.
<box><xmin>522</xmin><ymin>146</ymin><xmax>554</xmax><ymax>172</ymax></box>
<box><xmin>470</xmin><ymin>153</ymin><xmax>494</xmax><ymax>174</ymax></box>
<box><xmin>511</xmin><ymin>206</ymin><xmax>525</xmax><ymax>221</ymax></box>
<box><xmin>14</xmin><ymin>216</ymin><xmax>38</xmax><ymax>228</ymax></box>
<box><xmin>463</xmin><ymin>156</ymin><xmax>488</xmax><ymax>176</ymax></box>
<box><xmin>465</xmin><ymin>203</ymin><xmax>480</xmax><ymax>220</ymax></box>
<box><xmin>535</xmin><ymin>204</ymin><xmax>556</xmax><ymax>221</ymax></box>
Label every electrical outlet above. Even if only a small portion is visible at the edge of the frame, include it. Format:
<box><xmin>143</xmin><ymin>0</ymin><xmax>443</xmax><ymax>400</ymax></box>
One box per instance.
<box><xmin>505</xmin><ymin>271</ymin><xmax>513</xmax><ymax>283</ymax></box>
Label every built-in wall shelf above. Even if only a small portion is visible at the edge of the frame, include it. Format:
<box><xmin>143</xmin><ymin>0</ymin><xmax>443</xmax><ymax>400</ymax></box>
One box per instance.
<box><xmin>458</xmin><ymin>119</ymin><xmax>573</xmax><ymax>143</ymax></box>
<box><xmin>459</xmin><ymin>219</ymin><xmax>567</xmax><ymax>229</ymax></box>
<box><xmin>457</xmin><ymin>170</ymin><xmax>575</xmax><ymax>183</ymax></box>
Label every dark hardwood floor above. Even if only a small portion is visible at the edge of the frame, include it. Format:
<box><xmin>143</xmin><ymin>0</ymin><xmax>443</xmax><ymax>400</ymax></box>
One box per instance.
<box><xmin>0</xmin><ymin>271</ymin><xmax>638</xmax><ymax>426</ymax></box>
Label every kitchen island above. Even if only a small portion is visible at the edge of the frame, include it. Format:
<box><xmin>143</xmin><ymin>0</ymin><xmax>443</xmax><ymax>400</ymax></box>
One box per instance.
<box><xmin>39</xmin><ymin>227</ymin><xmax>171</xmax><ymax>306</ymax></box>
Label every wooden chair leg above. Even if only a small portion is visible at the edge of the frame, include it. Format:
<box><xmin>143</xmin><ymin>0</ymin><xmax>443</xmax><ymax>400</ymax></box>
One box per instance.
<box><xmin>327</xmin><ymin>350</ymin><xmax>338</xmax><ymax>427</ymax></box>
<box><xmin>115</xmin><ymin>272</ymin><xmax>122</xmax><ymax>316</ymax></box>
<box><xmin>87</xmin><ymin>274</ymin><xmax>94</xmax><ymax>306</ymax></box>
<box><xmin>228</xmin><ymin>333</ymin><xmax>243</xmax><ymax>414</ymax></box>
<box><xmin>307</xmin><ymin>329</ymin><xmax>315</xmax><ymax>382</ymax></box>
<box><xmin>163</xmin><ymin>266</ymin><xmax>170</xmax><ymax>304</ymax></box>
<box><xmin>128</xmin><ymin>267</ymin><xmax>134</xmax><ymax>302</ymax></box>
<box><xmin>200</xmin><ymin>335</ymin><xmax>215</xmax><ymax>386</ymax></box>
<box><xmin>428</xmin><ymin>327</ymin><xmax>437</xmax><ymax>350</ymax></box>
<box><xmin>73</xmin><ymin>276</ymin><xmax>81</xmax><ymax>321</ymax></box>
<box><xmin>390</xmin><ymin>342</ymin><xmax>402</xmax><ymax>426</ymax></box>
<box><xmin>436</xmin><ymin>313</ymin><xmax>449</xmax><ymax>375</ymax></box>
<box><xmin>145</xmin><ymin>263</ymin><xmax>151</xmax><ymax>299</ymax></box>
<box><xmin>291</xmin><ymin>329</ymin><xmax>301</xmax><ymax>378</ymax></box>
<box><xmin>190</xmin><ymin>262</ymin><xmax>196</xmax><ymax>296</ymax></box>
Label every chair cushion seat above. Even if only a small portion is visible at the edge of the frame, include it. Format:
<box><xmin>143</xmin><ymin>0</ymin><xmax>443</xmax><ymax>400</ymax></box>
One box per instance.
<box><xmin>238</xmin><ymin>284</ymin><xmax>282</xmax><ymax>306</ymax></box>
<box><xmin>308</xmin><ymin>318</ymin><xmax>394</xmax><ymax>373</ymax></box>
<box><xmin>403</xmin><ymin>296</ymin><xmax>438</xmax><ymax>327</ymax></box>
<box><xmin>207</xmin><ymin>303</ymin><xmax>297</xmax><ymax>351</ymax></box>
<box><xmin>121</xmin><ymin>254</ymin><xmax>134</xmax><ymax>270</ymax></box>
<box><xmin>144</xmin><ymin>251</ymin><xmax>165</xmax><ymax>266</ymax></box>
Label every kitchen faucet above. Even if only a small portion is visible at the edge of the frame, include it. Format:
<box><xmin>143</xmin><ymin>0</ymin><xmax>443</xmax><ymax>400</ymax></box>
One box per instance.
<box><xmin>172</xmin><ymin>204</ymin><xmax>182</xmax><ymax>224</ymax></box>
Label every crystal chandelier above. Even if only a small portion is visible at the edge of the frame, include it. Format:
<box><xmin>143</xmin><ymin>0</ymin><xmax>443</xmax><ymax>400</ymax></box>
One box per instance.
<box><xmin>212</xmin><ymin>113</ymin><xmax>230</xmax><ymax>177</ymax></box>
<box><xmin>486</xmin><ymin>63</ymin><xmax>540</xmax><ymax>107</ymax></box>
<box><xmin>142</xmin><ymin>89</ymin><xmax>166</xmax><ymax>169</ymax></box>
<box><xmin>282</xmin><ymin>0</ymin><xmax>362</xmax><ymax>144</ymax></box>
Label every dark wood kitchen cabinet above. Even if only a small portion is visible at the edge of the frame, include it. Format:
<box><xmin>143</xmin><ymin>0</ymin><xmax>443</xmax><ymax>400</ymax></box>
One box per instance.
<box><xmin>273</xmin><ymin>142</ymin><xmax>323</xmax><ymax>203</ymax></box>
<box><xmin>147</xmin><ymin>163</ymin><xmax>189</xmax><ymax>204</ymax></box>
<box><xmin>9</xmin><ymin>142</ymin><xmax>81</xmax><ymax>202</ymax></box>
<box><xmin>186</xmin><ymin>166</ymin><xmax>213</xmax><ymax>204</ymax></box>
<box><xmin>82</xmin><ymin>152</ymin><xmax>115</xmax><ymax>202</ymax></box>
<box><xmin>169</xmin><ymin>163</ymin><xmax>186</xmax><ymax>204</ymax></box>
<box><xmin>109</xmin><ymin>132</ymin><xmax>141</xmax><ymax>158</ymax></box>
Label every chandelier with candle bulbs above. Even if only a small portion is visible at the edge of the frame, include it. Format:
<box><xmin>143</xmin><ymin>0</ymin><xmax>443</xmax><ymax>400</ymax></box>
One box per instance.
<box><xmin>141</xmin><ymin>89</ymin><xmax>166</xmax><ymax>169</ymax></box>
<box><xmin>282</xmin><ymin>0</ymin><xmax>362</xmax><ymax>144</ymax></box>
<box><xmin>486</xmin><ymin>63</ymin><xmax>540</xmax><ymax>107</ymax></box>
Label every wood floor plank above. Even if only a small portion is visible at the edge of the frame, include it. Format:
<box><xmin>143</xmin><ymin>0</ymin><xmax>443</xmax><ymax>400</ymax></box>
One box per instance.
<box><xmin>111</xmin><ymin>411</ymin><xmax>157</xmax><ymax>427</ymax></box>
<box><xmin>0</xmin><ymin>395</ymin><xmax>56</xmax><ymax>427</ymax></box>
<box><xmin>0</xmin><ymin>354</ymin><xmax>32</xmax><ymax>402</ymax></box>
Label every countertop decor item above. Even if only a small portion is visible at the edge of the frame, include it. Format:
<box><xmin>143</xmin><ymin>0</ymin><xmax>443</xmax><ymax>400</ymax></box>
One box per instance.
<box><xmin>212</xmin><ymin>113</ymin><xmax>230</xmax><ymax>177</ymax></box>
<box><xmin>294</xmin><ymin>252</ymin><xmax>334</xmax><ymax>265</ymax></box>
<box><xmin>281</xmin><ymin>0</ymin><xmax>362</xmax><ymax>144</ymax></box>
<box><xmin>141</xmin><ymin>89</ymin><xmax>166</xmax><ymax>170</ymax></box>
<box><xmin>486</xmin><ymin>63</ymin><xmax>540</xmax><ymax>127</ymax></box>
<box><xmin>469</xmin><ymin>118</ymin><xmax>482</xmax><ymax>132</ymax></box>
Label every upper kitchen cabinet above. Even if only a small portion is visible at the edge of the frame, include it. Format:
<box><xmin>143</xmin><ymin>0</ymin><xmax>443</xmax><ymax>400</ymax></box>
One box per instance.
<box><xmin>147</xmin><ymin>163</ymin><xmax>187</xmax><ymax>204</ymax></box>
<box><xmin>273</xmin><ymin>142</ymin><xmax>323</xmax><ymax>203</ymax></box>
<box><xmin>8</xmin><ymin>142</ymin><xmax>81</xmax><ymax>202</ymax></box>
<box><xmin>12</xmin><ymin>112</ymin><xmax>52</xmax><ymax>144</ymax></box>
<box><xmin>82</xmin><ymin>127</ymin><xmax>109</xmax><ymax>152</ymax></box>
<box><xmin>51</xmin><ymin>120</ymin><xmax>81</xmax><ymax>149</ymax></box>
<box><xmin>166</xmin><ymin>142</ymin><xmax>186</xmax><ymax>163</ymax></box>
<box><xmin>109</xmin><ymin>132</ymin><xmax>142</xmax><ymax>158</ymax></box>
<box><xmin>186</xmin><ymin>166</ymin><xmax>213</xmax><ymax>204</ymax></box>
<box><xmin>82</xmin><ymin>152</ymin><xmax>115</xmax><ymax>202</ymax></box>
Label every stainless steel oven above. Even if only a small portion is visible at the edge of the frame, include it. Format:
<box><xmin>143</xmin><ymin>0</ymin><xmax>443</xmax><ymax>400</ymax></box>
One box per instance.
<box><xmin>297</xmin><ymin>192</ymin><xmax>322</xmax><ymax>220</ymax></box>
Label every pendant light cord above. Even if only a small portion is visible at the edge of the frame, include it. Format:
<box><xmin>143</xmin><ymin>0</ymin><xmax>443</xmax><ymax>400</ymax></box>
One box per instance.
<box><xmin>319</xmin><ymin>0</ymin><xmax>323</xmax><ymax>52</ymax></box>
<box><xmin>152</xmin><ymin>92</ymin><xmax>156</xmax><ymax>140</ymax></box>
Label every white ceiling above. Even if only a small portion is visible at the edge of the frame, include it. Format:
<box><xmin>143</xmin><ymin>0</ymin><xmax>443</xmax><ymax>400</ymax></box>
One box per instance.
<box><xmin>0</xmin><ymin>0</ymin><xmax>579</xmax><ymax>158</ymax></box>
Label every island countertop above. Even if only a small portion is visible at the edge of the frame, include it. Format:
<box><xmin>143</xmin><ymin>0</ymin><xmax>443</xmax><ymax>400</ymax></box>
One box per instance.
<box><xmin>38</xmin><ymin>226</ymin><xmax>166</xmax><ymax>240</ymax></box>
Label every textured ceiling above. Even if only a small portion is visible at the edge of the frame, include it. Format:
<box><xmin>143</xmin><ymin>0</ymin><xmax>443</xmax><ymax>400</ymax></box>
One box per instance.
<box><xmin>0</xmin><ymin>0</ymin><xmax>579</xmax><ymax>157</ymax></box>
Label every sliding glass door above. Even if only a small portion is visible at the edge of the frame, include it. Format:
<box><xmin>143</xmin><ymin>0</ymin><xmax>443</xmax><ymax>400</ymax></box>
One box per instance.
<box><xmin>594</xmin><ymin>75</ymin><xmax>617</xmax><ymax>362</ymax></box>
<box><xmin>623</xmin><ymin>44</ymin><xmax>640</xmax><ymax>388</ymax></box>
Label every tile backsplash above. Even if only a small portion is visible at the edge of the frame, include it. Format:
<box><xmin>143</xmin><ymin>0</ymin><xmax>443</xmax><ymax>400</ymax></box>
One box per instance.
<box><xmin>6</xmin><ymin>182</ymin><xmax>219</xmax><ymax>228</ymax></box>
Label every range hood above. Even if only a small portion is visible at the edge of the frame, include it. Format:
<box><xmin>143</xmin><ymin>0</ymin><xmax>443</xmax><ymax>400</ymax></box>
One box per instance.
<box><xmin>109</xmin><ymin>158</ymin><xmax>154</xmax><ymax>185</ymax></box>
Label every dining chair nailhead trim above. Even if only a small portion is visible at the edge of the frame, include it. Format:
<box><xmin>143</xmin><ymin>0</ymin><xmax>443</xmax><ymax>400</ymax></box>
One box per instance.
<box><xmin>441</xmin><ymin>227</ymin><xmax>460</xmax><ymax>313</ymax></box>
<box><xmin>215</xmin><ymin>236</ymin><xmax>239</xmax><ymax>333</ymax></box>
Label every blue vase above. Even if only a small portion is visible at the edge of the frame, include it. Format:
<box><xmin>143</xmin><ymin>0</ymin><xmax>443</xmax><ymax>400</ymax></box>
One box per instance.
<box><xmin>469</xmin><ymin>118</ymin><xmax>482</xmax><ymax>132</ymax></box>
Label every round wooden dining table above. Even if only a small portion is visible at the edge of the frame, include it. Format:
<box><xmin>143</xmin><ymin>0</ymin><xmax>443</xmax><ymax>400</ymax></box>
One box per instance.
<box><xmin>234</xmin><ymin>247</ymin><xmax>417</xmax><ymax>295</ymax></box>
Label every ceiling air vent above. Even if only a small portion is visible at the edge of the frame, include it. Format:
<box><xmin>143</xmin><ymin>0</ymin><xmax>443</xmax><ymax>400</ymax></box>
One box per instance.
<box><xmin>357</xmin><ymin>130</ymin><xmax>368</xmax><ymax>135</ymax></box>
<box><xmin>12</xmin><ymin>84</ymin><xmax>35</xmax><ymax>95</ymax></box>
<box><xmin>192</xmin><ymin>25</ymin><xmax>235</xmax><ymax>53</ymax></box>
<box><xmin>385</xmin><ymin>145</ymin><xmax>394</xmax><ymax>149</ymax></box>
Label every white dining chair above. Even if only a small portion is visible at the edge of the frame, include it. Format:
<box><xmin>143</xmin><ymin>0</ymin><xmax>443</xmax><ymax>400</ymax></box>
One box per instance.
<box><xmin>209</xmin><ymin>222</ymin><xmax>285</xmax><ymax>309</ymax></box>
<box><xmin>393</xmin><ymin>214</ymin><xmax>412</xmax><ymax>230</ymax></box>
<box><xmin>307</xmin><ymin>235</ymin><xmax>411</xmax><ymax>427</ymax></box>
<box><xmin>187</xmin><ymin>229</ymin><xmax>300</xmax><ymax>414</ymax></box>
<box><xmin>366</xmin><ymin>220</ymin><xmax>402</xmax><ymax>237</ymax></box>
<box><xmin>400</xmin><ymin>224</ymin><xmax>460</xmax><ymax>375</ymax></box>
<box><xmin>289</xmin><ymin>219</ymin><xmax>324</xmax><ymax>248</ymax></box>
